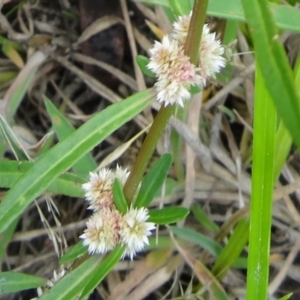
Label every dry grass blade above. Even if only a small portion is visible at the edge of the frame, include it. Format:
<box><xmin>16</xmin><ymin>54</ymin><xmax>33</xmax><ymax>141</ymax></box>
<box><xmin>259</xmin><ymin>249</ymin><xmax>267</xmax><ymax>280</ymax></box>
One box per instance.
<box><xmin>1</xmin><ymin>49</ymin><xmax>51</xmax><ymax>120</ymax></box>
<box><xmin>180</xmin><ymin>93</ymin><xmax>202</xmax><ymax>226</ymax></box>
<box><xmin>107</xmin><ymin>250</ymin><xmax>175</xmax><ymax>300</ymax></box>
<box><xmin>55</xmin><ymin>55</ymin><xmax>122</xmax><ymax>103</ymax></box>
<box><xmin>120</xmin><ymin>0</ymin><xmax>146</xmax><ymax>91</ymax></box>
<box><xmin>99</xmin><ymin>124</ymin><xmax>150</xmax><ymax>168</ymax></box>
<box><xmin>268</xmin><ymin>237</ymin><xmax>300</xmax><ymax>296</ymax></box>
<box><xmin>75</xmin><ymin>16</ymin><xmax>124</xmax><ymax>46</ymax></box>
<box><xmin>72</xmin><ymin>53</ymin><xmax>138</xmax><ymax>91</ymax></box>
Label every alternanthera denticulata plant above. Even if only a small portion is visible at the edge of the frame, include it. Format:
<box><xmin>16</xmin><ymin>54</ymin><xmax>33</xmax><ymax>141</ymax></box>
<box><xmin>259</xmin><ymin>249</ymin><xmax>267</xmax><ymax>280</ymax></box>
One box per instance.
<box><xmin>0</xmin><ymin>0</ymin><xmax>230</xmax><ymax>298</ymax></box>
<box><xmin>78</xmin><ymin>10</ymin><xmax>226</xmax><ymax>262</ymax></box>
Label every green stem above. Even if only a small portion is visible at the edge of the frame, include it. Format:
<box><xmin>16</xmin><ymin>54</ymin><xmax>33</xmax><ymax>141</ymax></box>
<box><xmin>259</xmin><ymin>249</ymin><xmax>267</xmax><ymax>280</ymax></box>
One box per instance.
<box><xmin>123</xmin><ymin>0</ymin><xmax>208</xmax><ymax>204</ymax></box>
<box><xmin>123</xmin><ymin>104</ymin><xmax>175</xmax><ymax>202</ymax></box>
<box><xmin>185</xmin><ymin>0</ymin><xmax>208</xmax><ymax>64</ymax></box>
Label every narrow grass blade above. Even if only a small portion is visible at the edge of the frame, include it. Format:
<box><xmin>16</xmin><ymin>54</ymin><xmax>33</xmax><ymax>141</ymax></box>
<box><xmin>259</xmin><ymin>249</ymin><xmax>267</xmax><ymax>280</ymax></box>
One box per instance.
<box><xmin>0</xmin><ymin>160</ymin><xmax>84</xmax><ymax>198</ymax></box>
<box><xmin>212</xmin><ymin>218</ymin><xmax>249</xmax><ymax>280</ymax></box>
<box><xmin>79</xmin><ymin>246</ymin><xmax>124</xmax><ymax>299</ymax></box>
<box><xmin>0</xmin><ymin>89</ymin><xmax>154</xmax><ymax>233</ymax></box>
<box><xmin>40</xmin><ymin>255</ymin><xmax>102</xmax><ymax>300</ymax></box>
<box><xmin>45</xmin><ymin>98</ymin><xmax>97</xmax><ymax>177</ymax></box>
<box><xmin>191</xmin><ymin>203</ymin><xmax>219</xmax><ymax>232</ymax></box>
<box><xmin>246</xmin><ymin>66</ymin><xmax>276</xmax><ymax>299</ymax></box>
<box><xmin>0</xmin><ymin>219</ymin><xmax>18</xmax><ymax>262</ymax></box>
<box><xmin>0</xmin><ymin>272</ymin><xmax>47</xmax><ymax>294</ymax></box>
<box><xmin>241</xmin><ymin>0</ymin><xmax>300</xmax><ymax>150</ymax></box>
<box><xmin>169</xmin><ymin>226</ymin><xmax>222</xmax><ymax>256</ymax></box>
<box><xmin>59</xmin><ymin>242</ymin><xmax>87</xmax><ymax>265</ymax></box>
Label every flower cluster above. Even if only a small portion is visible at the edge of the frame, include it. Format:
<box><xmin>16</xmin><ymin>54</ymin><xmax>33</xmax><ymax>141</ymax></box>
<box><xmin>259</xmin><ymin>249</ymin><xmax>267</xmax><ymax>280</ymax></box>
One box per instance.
<box><xmin>148</xmin><ymin>12</ymin><xmax>226</xmax><ymax>107</ymax></box>
<box><xmin>80</xmin><ymin>167</ymin><xmax>155</xmax><ymax>260</ymax></box>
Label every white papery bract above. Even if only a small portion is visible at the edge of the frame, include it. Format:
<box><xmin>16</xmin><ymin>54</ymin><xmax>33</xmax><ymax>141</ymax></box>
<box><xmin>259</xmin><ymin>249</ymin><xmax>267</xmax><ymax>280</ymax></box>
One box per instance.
<box><xmin>82</xmin><ymin>166</ymin><xmax>129</xmax><ymax>211</ymax></box>
<box><xmin>148</xmin><ymin>13</ymin><xmax>226</xmax><ymax>106</ymax></box>
<box><xmin>80</xmin><ymin>209</ymin><xmax>122</xmax><ymax>255</ymax></box>
<box><xmin>148</xmin><ymin>35</ymin><xmax>202</xmax><ymax>107</ymax></box>
<box><xmin>173</xmin><ymin>15</ymin><xmax>226</xmax><ymax>84</ymax></box>
<box><xmin>119</xmin><ymin>207</ymin><xmax>156</xmax><ymax>260</ymax></box>
<box><xmin>81</xmin><ymin>167</ymin><xmax>156</xmax><ymax>260</ymax></box>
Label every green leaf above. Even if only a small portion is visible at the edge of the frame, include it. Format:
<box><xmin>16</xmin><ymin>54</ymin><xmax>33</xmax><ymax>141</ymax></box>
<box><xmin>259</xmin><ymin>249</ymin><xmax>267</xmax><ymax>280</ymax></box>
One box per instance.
<box><xmin>245</xmin><ymin>65</ymin><xmax>277</xmax><ymax>299</ymax></box>
<box><xmin>148</xmin><ymin>207</ymin><xmax>189</xmax><ymax>224</ymax></box>
<box><xmin>113</xmin><ymin>178</ymin><xmax>128</xmax><ymax>213</ymax></box>
<box><xmin>136</xmin><ymin>55</ymin><xmax>156</xmax><ymax>78</ymax></box>
<box><xmin>169</xmin><ymin>227</ymin><xmax>247</xmax><ymax>269</ymax></box>
<box><xmin>278</xmin><ymin>293</ymin><xmax>293</xmax><ymax>300</ymax></box>
<box><xmin>167</xmin><ymin>0</ymin><xmax>193</xmax><ymax>16</ymax></box>
<box><xmin>0</xmin><ymin>272</ymin><xmax>47</xmax><ymax>294</ymax></box>
<box><xmin>191</xmin><ymin>203</ymin><xmax>219</xmax><ymax>232</ymax></box>
<box><xmin>0</xmin><ymin>160</ymin><xmax>85</xmax><ymax>198</ymax></box>
<box><xmin>40</xmin><ymin>255</ymin><xmax>102</xmax><ymax>300</ymax></box>
<box><xmin>79</xmin><ymin>246</ymin><xmax>124</xmax><ymax>299</ymax></box>
<box><xmin>241</xmin><ymin>0</ymin><xmax>300</xmax><ymax>150</ymax></box>
<box><xmin>154</xmin><ymin>177</ymin><xmax>182</xmax><ymax>198</ymax></box>
<box><xmin>0</xmin><ymin>89</ymin><xmax>154</xmax><ymax>233</ymax></box>
<box><xmin>0</xmin><ymin>115</ymin><xmax>29</xmax><ymax>160</ymax></box>
<box><xmin>189</xmin><ymin>84</ymin><xmax>202</xmax><ymax>95</ymax></box>
<box><xmin>59</xmin><ymin>242</ymin><xmax>87</xmax><ymax>265</ymax></box>
<box><xmin>45</xmin><ymin>98</ymin><xmax>97</xmax><ymax>177</ymax></box>
<box><xmin>0</xmin><ymin>71</ymin><xmax>17</xmax><ymax>83</ymax></box>
<box><xmin>169</xmin><ymin>226</ymin><xmax>222</xmax><ymax>256</ymax></box>
<box><xmin>212</xmin><ymin>219</ymin><xmax>249</xmax><ymax>280</ymax></box>
<box><xmin>135</xmin><ymin>153</ymin><xmax>173</xmax><ymax>208</ymax></box>
<box><xmin>0</xmin><ymin>219</ymin><xmax>18</xmax><ymax>262</ymax></box>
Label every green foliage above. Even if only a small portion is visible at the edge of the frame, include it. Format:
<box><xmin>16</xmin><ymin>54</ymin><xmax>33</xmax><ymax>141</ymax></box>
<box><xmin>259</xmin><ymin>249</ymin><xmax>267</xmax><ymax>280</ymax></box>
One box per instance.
<box><xmin>135</xmin><ymin>153</ymin><xmax>173</xmax><ymax>208</ymax></box>
<box><xmin>113</xmin><ymin>178</ymin><xmax>128</xmax><ymax>213</ymax></box>
<box><xmin>59</xmin><ymin>242</ymin><xmax>87</xmax><ymax>265</ymax></box>
<box><xmin>0</xmin><ymin>272</ymin><xmax>47</xmax><ymax>294</ymax></box>
<box><xmin>0</xmin><ymin>89</ymin><xmax>154</xmax><ymax>233</ymax></box>
<box><xmin>136</xmin><ymin>55</ymin><xmax>156</xmax><ymax>78</ymax></box>
<box><xmin>45</xmin><ymin>98</ymin><xmax>97</xmax><ymax>177</ymax></box>
<box><xmin>246</xmin><ymin>65</ymin><xmax>277</xmax><ymax>299</ymax></box>
<box><xmin>148</xmin><ymin>207</ymin><xmax>189</xmax><ymax>224</ymax></box>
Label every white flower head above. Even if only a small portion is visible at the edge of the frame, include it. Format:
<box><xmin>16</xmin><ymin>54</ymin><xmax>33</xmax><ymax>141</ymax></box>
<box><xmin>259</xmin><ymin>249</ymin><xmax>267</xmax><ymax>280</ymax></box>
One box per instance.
<box><xmin>199</xmin><ymin>24</ymin><xmax>226</xmax><ymax>82</ymax></box>
<box><xmin>172</xmin><ymin>14</ymin><xmax>226</xmax><ymax>84</ymax></box>
<box><xmin>119</xmin><ymin>207</ymin><xmax>156</xmax><ymax>260</ymax></box>
<box><xmin>82</xmin><ymin>166</ymin><xmax>130</xmax><ymax>211</ymax></box>
<box><xmin>172</xmin><ymin>13</ymin><xmax>192</xmax><ymax>44</ymax></box>
<box><xmin>80</xmin><ymin>209</ymin><xmax>122</xmax><ymax>255</ymax></box>
<box><xmin>148</xmin><ymin>35</ymin><xmax>202</xmax><ymax>107</ymax></box>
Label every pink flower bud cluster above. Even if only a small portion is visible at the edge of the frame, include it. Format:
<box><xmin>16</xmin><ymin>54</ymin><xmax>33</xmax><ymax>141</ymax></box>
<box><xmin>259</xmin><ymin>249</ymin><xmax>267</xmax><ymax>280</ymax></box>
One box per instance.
<box><xmin>80</xmin><ymin>167</ymin><xmax>155</xmax><ymax>260</ymax></box>
<box><xmin>148</xmin><ymin>13</ymin><xmax>226</xmax><ymax>107</ymax></box>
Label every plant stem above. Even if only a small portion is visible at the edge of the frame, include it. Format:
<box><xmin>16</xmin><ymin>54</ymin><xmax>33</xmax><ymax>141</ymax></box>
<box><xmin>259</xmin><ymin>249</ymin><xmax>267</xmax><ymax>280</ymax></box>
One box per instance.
<box><xmin>123</xmin><ymin>104</ymin><xmax>175</xmax><ymax>202</ymax></box>
<box><xmin>185</xmin><ymin>0</ymin><xmax>208</xmax><ymax>64</ymax></box>
<box><xmin>123</xmin><ymin>0</ymin><xmax>209</xmax><ymax>204</ymax></box>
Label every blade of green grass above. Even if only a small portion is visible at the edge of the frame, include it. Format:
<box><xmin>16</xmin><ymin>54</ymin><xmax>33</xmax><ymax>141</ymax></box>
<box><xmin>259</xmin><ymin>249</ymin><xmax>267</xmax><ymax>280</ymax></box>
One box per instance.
<box><xmin>0</xmin><ymin>89</ymin><xmax>154</xmax><ymax>233</ymax></box>
<box><xmin>246</xmin><ymin>65</ymin><xmax>276</xmax><ymax>299</ymax></box>
<box><xmin>241</xmin><ymin>0</ymin><xmax>300</xmax><ymax>150</ymax></box>
<box><xmin>212</xmin><ymin>218</ymin><xmax>249</xmax><ymax>280</ymax></box>
<box><xmin>39</xmin><ymin>255</ymin><xmax>102</xmax><ymax>300</ymax></box>
<box><xmin>0</xmin><ymin>272</ymin><xmax>47</xmax><ymax>294</ymax></box>
<box><xmin>0</xmin><ymin>219</ymin><xmax>18</xmax><ymax>262</ymax></box>
<box><xmin>44</xmin><ymin>98</ymin><xmax>97</xmax><ymax>177</ymax></box>
<box><xmin>0</xmin><ymin>160</ymin><xmax>84</xmax><ymax>197</ymax></box>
